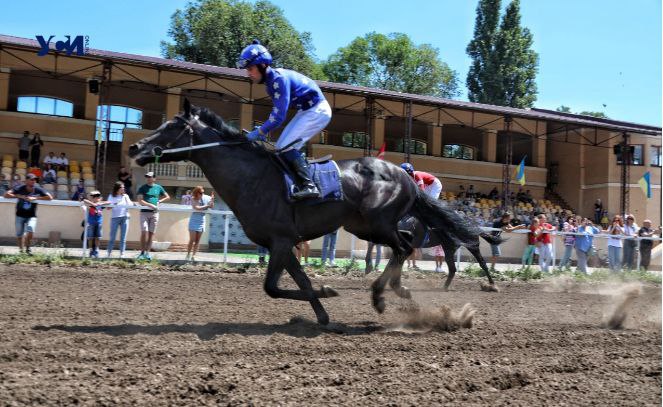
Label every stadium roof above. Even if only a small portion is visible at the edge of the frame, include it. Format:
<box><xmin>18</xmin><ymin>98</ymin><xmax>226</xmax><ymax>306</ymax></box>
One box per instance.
<box><xmin>1</xmin><ymin>34</ymin><xmax>660</xmax><ymax>136</ymax></box>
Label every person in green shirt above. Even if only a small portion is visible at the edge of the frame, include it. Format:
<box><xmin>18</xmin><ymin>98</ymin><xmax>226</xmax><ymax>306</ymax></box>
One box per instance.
<box><xmin>136</xmin><ymin>171</ymin><xmax>170</xmax><ymax>260</ymax></box>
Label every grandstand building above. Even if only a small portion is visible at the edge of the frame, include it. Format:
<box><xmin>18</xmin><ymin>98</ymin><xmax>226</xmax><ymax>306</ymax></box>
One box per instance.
<box><xmin>0</xmin><ymin>34</ymin><xmax>660</xmax><ymax>250</ymax></box>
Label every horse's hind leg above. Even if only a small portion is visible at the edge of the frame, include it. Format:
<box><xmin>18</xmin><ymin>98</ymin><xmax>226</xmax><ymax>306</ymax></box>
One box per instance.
<box><xmin>467</xmin><ymin>245</ymin><xmax>499</xmax><ymax>291</ymax></box>
<box><xmin>365</xmin><ymin>242</ymin><xmax>374</xmax><ymax>274</ymax></box>
<box><xmin>442</xmin><ymin>243</ymin><xmax>459</xmax><ymax>291</ymax></box>
<box><xmin>388</xmin><ymin>231</ymin><xmax>414</xmax><ymax>300</ymax></box>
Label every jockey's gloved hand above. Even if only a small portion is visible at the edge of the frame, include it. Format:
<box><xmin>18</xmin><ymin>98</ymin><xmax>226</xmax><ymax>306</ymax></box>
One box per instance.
<box><xmin>247</xmin><ymin>126</ymin><xmax>266</xmax><ymax>142</ymax></box>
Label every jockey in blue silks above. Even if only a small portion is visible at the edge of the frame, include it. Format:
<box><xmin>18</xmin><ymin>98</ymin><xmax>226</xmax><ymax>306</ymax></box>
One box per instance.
<box><xmin>237</xmin><ymin>40</ymin><xmax>332</xmax><ymax>200</ymax></box>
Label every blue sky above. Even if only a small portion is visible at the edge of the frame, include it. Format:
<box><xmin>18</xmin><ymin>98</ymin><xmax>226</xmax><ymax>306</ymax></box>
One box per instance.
<box><xmin>1</xmin><ymin>0</ymin><xmax>661</xmax><ymax>126</ymax></box>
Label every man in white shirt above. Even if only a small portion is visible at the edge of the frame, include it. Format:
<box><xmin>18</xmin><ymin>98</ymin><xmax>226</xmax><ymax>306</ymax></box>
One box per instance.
<box><xmin>56</xmin><ymin>153</ymin><xmax>69</xmax><ymax>171</ymax></box>
<box><xmin>42</xmin><ymin>152</ymin><xmax>56</xmax><ymax>168</ymax></box>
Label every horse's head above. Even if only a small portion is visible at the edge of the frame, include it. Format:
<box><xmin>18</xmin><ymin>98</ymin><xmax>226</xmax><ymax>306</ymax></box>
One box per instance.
<box><xmin>128</xmin><ymin>98</ymin><xmax>238</xmax><ymax>166</ymax></box>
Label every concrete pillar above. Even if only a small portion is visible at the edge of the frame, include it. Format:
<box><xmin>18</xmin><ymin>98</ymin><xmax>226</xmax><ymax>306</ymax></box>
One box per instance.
<box><xmin>0</xmin><ymin>68</ymin><xmax>9</xmax><ymax>111</ymax></box>
<box><xmin>533</xmin><ymin>134</ymin><xmax>546</xmax><ymax>167</ymax></box>
<box><xmin>165</xmin><ymin>88</ymin><xmax>182</xmax><ymax>120</ymax></box>
<box><xmin>84</xmin><ymin>84</ymin><xmax>100</xmax><ymax>121</ymax></box>
<box><xmin>372</xmin><ymin>117</ymin><xmax>385</xmax><ymax>150</ymax></box>
<box><xmin>482</xmin><ymin>129</ymin><xmax>498</xmax><ymax>162</ymax></box>
<box><xmin>427</xmin><ymin>125</ymin><xmax>442</xmax><ymax>156</ymax></box>
<box><xmin>240</xmin><ymin>102</ymin><xmax>254</xmax><ymax>132</ymax></box>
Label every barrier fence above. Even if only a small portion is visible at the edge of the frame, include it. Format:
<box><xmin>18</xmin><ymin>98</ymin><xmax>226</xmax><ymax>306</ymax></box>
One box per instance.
<box><xmin>0</xmin><ymin>197</ymin><xmax>660</xmax><ymax>269</ymax></box>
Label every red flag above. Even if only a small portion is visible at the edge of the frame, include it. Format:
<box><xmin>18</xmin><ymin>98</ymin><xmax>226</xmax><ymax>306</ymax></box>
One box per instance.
<box><xmin>376</xmin><ymin>142</ymin><xmax>386</xmax><ymax>160</ymax></box>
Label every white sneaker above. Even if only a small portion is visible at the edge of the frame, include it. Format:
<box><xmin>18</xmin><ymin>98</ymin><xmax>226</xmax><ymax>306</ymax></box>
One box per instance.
<box><xmin>435</xmin><ymin>266</ymin><xmax>441</xmax><ymax>273</ymax></box>
<box><xmin>191</xmin><ymin>256</ymin><xmax>196</xmax><ymax>262</ymax></box>
<box><xmin>185</xmin><ymin>254</ymin><xmax>191</xmax><ymax>261</ymax></box>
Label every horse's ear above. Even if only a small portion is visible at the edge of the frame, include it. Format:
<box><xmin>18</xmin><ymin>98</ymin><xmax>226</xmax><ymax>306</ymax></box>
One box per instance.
<box><xmin>183</xmin><ymin>98</ymin><xmax>191</xmax><ymax>116</ymax></box>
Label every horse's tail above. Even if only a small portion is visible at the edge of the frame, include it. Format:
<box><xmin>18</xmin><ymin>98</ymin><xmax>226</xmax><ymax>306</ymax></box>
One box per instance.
<box><xmin>410</xmin><ymin>190</ymin><xmax>504</xmax><ymax>248</ymax></box>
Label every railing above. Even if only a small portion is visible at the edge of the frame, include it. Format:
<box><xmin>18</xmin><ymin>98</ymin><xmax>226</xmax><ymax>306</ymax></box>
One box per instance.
<box><xmin>185</xmin><ymin>164</ymin><xmax>205</xmax><ymax>179</ymax></box>
<box><xmin>143</xmin><ymin>162</ymin><xmax>205</xmax><ymax>179</ymax></box>
<box><xmin>144</xmin><ymin>162</ymin><xmax>178</xmax><ymax>177</ymax></box>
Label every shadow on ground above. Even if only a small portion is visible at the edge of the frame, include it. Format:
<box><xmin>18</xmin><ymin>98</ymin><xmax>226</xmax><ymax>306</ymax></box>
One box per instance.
<box><xmin>33</xmin><ymin>317</ymin><xmax>382</xmax><ymax>340</ymax></box>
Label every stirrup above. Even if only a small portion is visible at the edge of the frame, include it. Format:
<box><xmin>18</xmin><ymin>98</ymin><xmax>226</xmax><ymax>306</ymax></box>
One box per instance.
<box><xmin>292</xmin><ymin>185</ymin><xmax>320</xmax><ymax>200</ymax></box>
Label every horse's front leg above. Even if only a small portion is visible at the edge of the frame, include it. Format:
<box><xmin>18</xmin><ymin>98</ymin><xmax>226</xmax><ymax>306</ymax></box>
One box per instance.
<box><xmin>283</xmin><ymin>252</ymin><xmax>337</xmax><ymax>325</ymax></box>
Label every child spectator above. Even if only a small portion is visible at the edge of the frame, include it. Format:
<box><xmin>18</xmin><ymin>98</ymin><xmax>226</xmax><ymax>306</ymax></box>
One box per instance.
<box><xmin>186</xmin><ymin>186</ymin><xmax>214</xmax><ymax>262</ymax></box>
<box><xmin>42</xmin><ymin>164</ymin><xmax>56</xmax><ymax>184</ymax></box>
<box><xmin>521</xmin><ymin>217</ymin><xmax>540</xmax><ymax>268</ymax></box>
<box><xmin>180</xmin><ymin>189</ymin><xmax>193</xmax><ymax>206</ymax></box>
<box><xmin>600</xmin><ymin>210</ymin><xmax>609</xmax><ymax>229</ymax></box>
<box><xmin>83</xmin><ymin>190</ymin><xmax>109</xmax><ymax>258</ymax></box>
<box><xmin>559</xmin><ymin>216</ymin><xmax>578</xmax><ymax>269</ymax></box>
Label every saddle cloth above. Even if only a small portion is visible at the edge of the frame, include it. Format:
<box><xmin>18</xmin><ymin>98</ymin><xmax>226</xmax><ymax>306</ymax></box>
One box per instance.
<box><xmin>283</xmin><ymin>158</ymin><xmax>344</xmax><ymax>204</ymax></box>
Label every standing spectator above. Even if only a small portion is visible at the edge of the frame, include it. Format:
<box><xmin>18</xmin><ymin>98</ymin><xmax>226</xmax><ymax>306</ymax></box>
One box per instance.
<box><xmin>521</xmin><ymin>217</ymin><xmax>540</xmax><ymax>268</ymax></box>
<box><xmin>43</xmin><ymin>151</ymin><xmax>56</xmax><ymax>168</ymax></box>
<box><xmin>257</xmin><ymin>246</ymin><xmax>269</xmax><ymax>265</ymax></box>
<box><xmin>42</xmin><ymin>164</ymin><xmax>56</xmax><ymax>184</ymax></box>
<box><xmin>558</xmin><ymin>216</ymin><xmax>578</xmax><ymax>269</ymax></box>
<box><xmin>575</xmin><ymin>218</ymin><xmax>599</xmax><ymax>274</ymax></box>
<box><xmin>537</xmin><ymin>214</ymin><xmax>555</xmax><ymax>273</ymax></box>
<box><xmin>490</xmin><ymin>212</ymin><xmax>526</xmax><ymax>271</ymax></box>
<box><xmin>638</xmin><ymin>220</ymin><xmax>659</xmax><ymax>270</ymax></box>
<box><xmin>83</xmin><ymin>190</ymin><xmax>109</xmax><ymax>258</ymax></box>
<box><xmin>467</xmin><ymin>184</ymin><xmax>476</xmax><ymax>199</ymax></box>
<box><xmin>117</xmin><ymin>166</ymin><xmax>133</xmax><ymax>198</ymax></box>
<box><xmin>488</xmin><ymin>186</ymin><xmax>499</xmax><ymax>200</ymax></box>
<box><xmin>433</xmin><ymin>244</ymin><xmax>445</xmax><ymax>273</ymax></box>
<box><xmin>186</xmin><ymin>186</ymin><xmax>214</xmax><ymax>261</ymax></box>
<box><xmin>457</xmin><ymin>185</ymin><xmax>466</xmax><ymax>199</ymax></box>
<box><xmin>18</xmin><ymin>131</ymin><xmax>30</xmax><ymax>162</ymax></box>
<box><xmin>180</xmin><ymin>189</ymin><xmax>193</xmax><ymax>206</ymax></box>
<box><xmin>295</xmin><ymin>240</ymin><xmax>311</xmax><ymax>265</ymax></box>
<box><xmin>622</xmin><ymin>214</ymin><xmax>639</xmax><ymax>270</ymax></box>
<box><xmin>321</xmin><ymin>229</ymin><xmax>339</xmax><ymax>267</ymax></box>
<box><xmin>365</xmin><ymin>242</ymin><xmax>382</xmax><ymax>274</ymax></box>
<box><xmin>57</xmin><ymin>152</ymin><xmax>69</xmax><ymax>171</ymax></box>
<box><xmin>106</xmin><ymin>181</ymin><xmax>133</xmax><ymax>258</ymax></box>
<box><xmin>29</xmin><ymin>133</ymin><xmax>44</xmax><ymax>168</ymax></box>
<box><xmin>600</xmin><ymin>210</ymin><xmax>609</xmax><ymax>229</ymax></box>
<box><xmin>136</xmin><ymin>171</ymin><xmax>170</xmax><ymax>260</ymax></box>
<box><xmin>594</xmin><ymin>199</ymin><xmax>603</xmax><ymax>225</ymax></box>
<box><xmin>4</xmin><ymin>173</ymin><xmax>52</xmax><ymax>254</ymax></box>
<box><xmin>71</xmin><ymin>179</ymin><xmax>86</xmax><ymax>201</ymax></box>
<box><xmin>606</xmin><ymin>215</ymin><xmax>624</xmax><ymax>272</ymax></box>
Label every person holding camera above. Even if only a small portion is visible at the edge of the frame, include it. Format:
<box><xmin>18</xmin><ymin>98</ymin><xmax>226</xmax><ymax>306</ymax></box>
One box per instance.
<box><xmin>605</xmin><ymin>215</ymin><xmax>625</xmax><ymax>272</ymax></box>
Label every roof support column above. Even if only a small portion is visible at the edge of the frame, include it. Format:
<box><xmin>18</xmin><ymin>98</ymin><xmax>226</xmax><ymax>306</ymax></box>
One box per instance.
<box><xmin>427</xmin><ymin>125</ymin><xmax>442</xmax><ymax>157</ymax></box>
<box><xmin>165</xmin><ymin>88</ymin><xmax>182</xmax><ymax>121</ymax></box>
<box><xmin>533</xmin><ymin>134</ymin><xmax>546</xmax><ymax>167</ymax></box>
<box><xmin>240</xmin><ymin>101</ymin><xmax>254</xmax><ymax>133</ymax></box>
<box><xmin>372</xmin><ymin>116</ymin><xmax>385</xmax><ymax>151</ymax></box>
<box><xmin>0</xmin><ymin>68</ymin><xmax>9</xmax><ymax>111</ymax></box>
<box><xmin>481</xmin><ymin>129</ymin><xmax>497</xmax><ymax>162</ymax></box>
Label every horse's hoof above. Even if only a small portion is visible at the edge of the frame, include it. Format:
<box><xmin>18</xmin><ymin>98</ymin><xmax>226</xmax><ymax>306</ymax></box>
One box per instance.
<box><xmin>480</xmin><ymin>282</ymin><xmax>500</xmax><ymax>292</ymax></box>
<box><xmin>373</xmin><ymin>298</ymin><xmax>386</xmax><ymax>314</ymax></box>
<box><xmin>320</xmin><ymin>285</ymin><xmax>339</xmax><ymax>298</ymax></box>
<box><xmin>316</xmin><ymin>313</ymin><xmax>330</xmax><ymax>326</ymax></box>
<box><xmin>364</xmin><ymin>267</ymin><xmax>372</xmax><ymax>275</ymax></box>
<box><xmin>399</xmin><ymin>286</ymin><xmax>412</xmax><ymax>300</ymax></box>
<box><xmin>442</xmin><ymin>286</ymin><xmax>450</xmax><ymax>292</ymax></box>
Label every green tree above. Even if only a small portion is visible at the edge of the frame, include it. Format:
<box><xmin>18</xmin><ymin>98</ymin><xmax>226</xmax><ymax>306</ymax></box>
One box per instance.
<box><xmin>466</xmin><ymin>0</ymin><xmax>501</xmax><ymax>104</ymax></box>
<box><xmin>160</xmin><ymin>0</ymin><xmax>322</xmax><ymax>77</ymax></box>
<box><xmin>322</xmin><ymin>32</ymin><xmax>459</xmax><ymax>98</ymax></box>
<box><xmin>556</xmin><ymin>105</ymin><xmax>608</xmax><ymax>118</ymax></box>
<box><xmin>466</xmin><ymin>0</ymin><xmax>539</xmax><ymax>108</ymax></box>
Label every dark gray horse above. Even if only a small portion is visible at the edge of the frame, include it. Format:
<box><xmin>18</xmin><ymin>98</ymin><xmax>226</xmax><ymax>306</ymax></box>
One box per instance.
<box><xmin>129</xmin><ymin>99</ymin><xmax>501</xmax><ymax>325</ymax></box>
<box><xmin>365</xmin><ymin>216</ymin><xmax>498</xmax><ymax>291</ymax></box>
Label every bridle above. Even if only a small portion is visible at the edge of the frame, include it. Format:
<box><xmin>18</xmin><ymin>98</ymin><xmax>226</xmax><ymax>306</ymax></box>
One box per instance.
<box><xmin>151</xmin><ymin>114</ymin><xmax>250</xmax><ymax>161</ymax></box>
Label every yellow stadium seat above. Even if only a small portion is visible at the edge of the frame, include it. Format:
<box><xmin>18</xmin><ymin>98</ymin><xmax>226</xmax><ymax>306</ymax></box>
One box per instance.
<box><xmin>2</xmin><ymin>154</ymin><xmax>13</xmax><ymax>162</ymax></box>
<box><xmin>56</xmin><ymin>177</ymin><xmax>68</xmax><ymax>185</ymax></box>
<box><xmin>15</xmin><ymin>161</ymin><xmax>27</xmax><ymax>169</ymax></box>
<box><xmin>69</xmin><ymin>160</ymin><xmax>79</xmax><ymax>167</ymax></box>
<box><xmin>82</xmin><ymin>167</ymin><xmax>92</xmax><ymax>174</ymax></box>
<box><xmin>81</xmin><ymin>161</ymin><xmax>92</xmax><ymax>168</ymax></box>
<box><xmin>84</xmin><ymin>186</ymin><xmax>96</xmax><ymax>194</ymax></box>
<box><xmin>15</xmin><ymin>168</ymin><xmax>26</xmax><ymax>176</ymax></box>
<box><xmin>83</xmin><ymin>173</ymin><xmax>94</xmax><ymax>180</ymax></box>
<box><xmin>2</xmin><ymin>160</ymin><xmax>13</xmax><ymax>168</ymax></box>
<box><xmin>69</xmin><ymin>166</ymin><xmax>80</xmax><ymax>173</ymax></box>
<box><xmin>56</xmin><ymin>171</ymin><xmax>67</xmax><ymax>178</ymax></box>
<box><xmin>1</xmin><ymin>167</ymin><xmax>12</xmax><ymax>175</ymax></box>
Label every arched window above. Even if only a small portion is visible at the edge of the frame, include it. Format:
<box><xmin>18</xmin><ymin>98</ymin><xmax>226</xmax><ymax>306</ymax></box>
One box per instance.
<box><xmin>443</xmin><ymin>144</ymin><xmax>475</xmax><ymax>160</ymax></box>
<box><xmin>17</xmin><ymin>96</ymin><xmax>73</xmax><ymax>117</ymax></box>
<box><xmin>96</xmin><ymin>105</ymin><xmax>142</xmax><ymax>142</ymax></box>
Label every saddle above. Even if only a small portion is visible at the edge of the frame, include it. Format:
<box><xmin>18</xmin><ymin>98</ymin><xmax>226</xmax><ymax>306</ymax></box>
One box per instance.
<box><xmin>278</xmin><ymin>154</ymin><xmax>344</xmax><ymax>204</ymax></box>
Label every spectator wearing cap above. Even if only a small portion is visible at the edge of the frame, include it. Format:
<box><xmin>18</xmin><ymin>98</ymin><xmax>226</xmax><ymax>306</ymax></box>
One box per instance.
<box><xmin>136</xmin><ymin>171</ymin><xmax>170</xmax><ymax>260</ymax></box>
<box><xmin>490</xmin><ymin>212</ymin><xmax>526</xmax><ymax>270</ymax></box>
<box><xmin>18</xmin><ymin>131</ymin><xmax>30</xmax><ymax>161</ymax></box>
<box><xmin>83</xmin><ymin>190</ymin><xmax>110</xmax><ymax>258</ymax></box>
<box><xmin>4</xmin><ymin>173</ymin><xmax>52</xmax><ymax>255</ymax></box>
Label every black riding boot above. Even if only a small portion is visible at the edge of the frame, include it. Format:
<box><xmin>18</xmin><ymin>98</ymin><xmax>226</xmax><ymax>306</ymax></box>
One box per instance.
<box><xmin>281</xmin><ymin>149</ymin><xmax>320</xmax><ymax>200</ymax></box>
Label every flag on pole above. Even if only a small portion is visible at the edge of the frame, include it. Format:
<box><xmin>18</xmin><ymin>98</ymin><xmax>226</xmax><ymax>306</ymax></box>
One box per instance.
<box><xmin>376</xmin><ymin>142</ymin><xmax>386</xmax><ymax>160</ymax></box>
<box><xmin>638</xmin><ymin>171</ymin><xmax>652</xmax><ymax>199</ymax></box>
<box><xmin>514</xmin><ymin>156</ymin><xmax>526</xmax><ymax>186</ymax></box>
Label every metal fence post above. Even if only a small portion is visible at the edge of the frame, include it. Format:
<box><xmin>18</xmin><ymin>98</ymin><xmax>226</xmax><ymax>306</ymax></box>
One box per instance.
<box><xmin>223</xmin><ymin>214</ymin><xmax>229</xmax><ymax>263</ymax></box>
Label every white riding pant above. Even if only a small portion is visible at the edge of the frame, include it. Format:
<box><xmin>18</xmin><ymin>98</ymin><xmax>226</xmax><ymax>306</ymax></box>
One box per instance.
<box><xmin>276</xmin><ymin>99</ymin><xmax>332</xmax><ymax>151</ymax></box>
<box><xmin>424</xmin><ymin>178</ymin><xmax>443</xmax><ymax>199</ymax></box>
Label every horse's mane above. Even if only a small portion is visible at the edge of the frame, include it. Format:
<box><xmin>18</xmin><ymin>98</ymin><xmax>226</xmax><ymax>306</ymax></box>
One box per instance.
<box><xmin>192</xmin><ymin>106</ymin><xmax>244</xmax><ymax>141</ymax></box>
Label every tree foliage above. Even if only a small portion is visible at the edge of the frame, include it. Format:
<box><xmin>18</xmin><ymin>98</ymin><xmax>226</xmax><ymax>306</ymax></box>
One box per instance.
<box><xmin>160</xmin><ymin>0</ymin><xmax>322</xmax><ymax>77</ymax></box>
<box><xmin>466</xmin><ymin>0</ymin><xmax>538</xmax><ymax>108</ymax></box>
<box><xmin>322</xmin><ymin>32</ymin><xmax>459</xmax><ymax>98</ymax></box>
<box><xmin>556</xmin><ymin>105</ymin><xmax>608</xmax><ymax>118</ymax></box>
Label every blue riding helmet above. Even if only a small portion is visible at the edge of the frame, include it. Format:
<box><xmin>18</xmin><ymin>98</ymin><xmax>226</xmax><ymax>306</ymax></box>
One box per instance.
<box><xmin>400</xmin><ymin>163</ymin><xmax>414</xmax><ymax>174</ymax></box>
<box><xmin>237</xmin><ymin>40</ymin><xmax>273</xmax><ymax>69</ymax></box>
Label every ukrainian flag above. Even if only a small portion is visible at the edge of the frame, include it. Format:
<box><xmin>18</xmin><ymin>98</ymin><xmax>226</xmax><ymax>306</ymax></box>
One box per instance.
<box><xmin>514</xmin><ymin>156</ymin><xmax>526</xmax><ymax>186</ymax></box>
<box><xmin>638</xmin><ymin>171</ymin><xmax>651</xmax><ymax>199</ymax></box>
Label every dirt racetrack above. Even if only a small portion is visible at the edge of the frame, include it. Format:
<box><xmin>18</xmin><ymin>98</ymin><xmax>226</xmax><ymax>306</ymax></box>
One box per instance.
<box><xmin>0</xmin><ymin>263</ymin><xmax>660</xmax><ymax>406</ymax></box>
